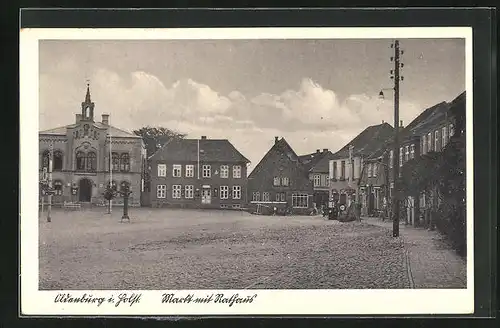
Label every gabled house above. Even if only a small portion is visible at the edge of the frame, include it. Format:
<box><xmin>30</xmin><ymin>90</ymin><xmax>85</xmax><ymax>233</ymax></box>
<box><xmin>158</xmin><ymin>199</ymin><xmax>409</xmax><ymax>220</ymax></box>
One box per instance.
<box><xmin>329</xmin><ymin>122</ymin><xmax>394</xmax><ymax>207</ymax></box>
<box><xmin>248</xmin><ymin>137</ymin><xmax>314</xmax><ymax>215</ymax></box>
<box><xmin>299</xmin><ymin>149</ymin><xmax>334</xmax><ymax>209</ymax></box>
<box><xmin>148</xmin><ymin>136</ymin><xmax>250</xmax><ymax>209</ymax></box>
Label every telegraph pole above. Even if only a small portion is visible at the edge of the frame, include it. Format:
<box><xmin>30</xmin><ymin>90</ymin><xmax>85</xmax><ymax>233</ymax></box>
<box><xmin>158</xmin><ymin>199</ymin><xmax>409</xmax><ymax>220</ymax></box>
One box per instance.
<box><xmin>391</xmin><ymin>40</ymin><xmax>403</xmax><ymax>237</ymax></box>
<box><xmin>47</xmin><ymin>142</ymin><xmax>53</xmax><ymax>223</ymax></box>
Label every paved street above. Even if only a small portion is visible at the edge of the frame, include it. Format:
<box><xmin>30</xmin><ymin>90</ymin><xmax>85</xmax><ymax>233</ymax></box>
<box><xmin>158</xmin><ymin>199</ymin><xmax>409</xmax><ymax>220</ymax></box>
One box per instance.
<box><xmin>39</xmin><ymin>208</ymin><xmax>410</xmax><ymax>290</ymax></box>
<box><xmin>362</xmin><ymin>217</ymin><xmax>467</xmax><ymax>289</ymax></box>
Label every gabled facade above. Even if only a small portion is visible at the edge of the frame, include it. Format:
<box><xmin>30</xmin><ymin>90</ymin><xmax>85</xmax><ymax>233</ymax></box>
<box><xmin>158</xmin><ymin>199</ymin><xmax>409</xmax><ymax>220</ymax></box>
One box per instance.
<box><xmin>299</xmin><ymin>149</ymin><xmax>333</xmax><ymax>208</ymax></box>
<box><xmin>247</xmin><ymin>137</ymin><xmax>313</xmax><ymax>215</ymax></box>
<box><xmin>39</xmin><ymin>85</ymin><xmax>146</xmax><ymax>206</ymax></box>
<box><xmin>329</xmin><ymin>122</ymin><xmax>394</xmax><ymax>207</ymax></box>
<box><xmin>148</xmin><ymin>136</ymin><xmax>250</xmax><ymax>209</ymax></box>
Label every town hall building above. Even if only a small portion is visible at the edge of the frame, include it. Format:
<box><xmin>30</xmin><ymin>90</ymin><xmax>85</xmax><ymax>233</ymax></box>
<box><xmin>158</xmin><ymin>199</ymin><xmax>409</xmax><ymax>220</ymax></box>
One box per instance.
<box><xmin>39</xmin><ymin>84</ymin><xmax>146</xmax><ymax>207</ymax></box>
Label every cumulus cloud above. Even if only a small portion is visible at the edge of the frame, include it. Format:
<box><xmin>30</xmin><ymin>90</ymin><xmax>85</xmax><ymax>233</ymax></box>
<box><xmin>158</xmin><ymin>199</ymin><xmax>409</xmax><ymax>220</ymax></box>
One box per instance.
<box><xmin>40</xmin><ymin>67</ymin><xmax>424</xmax><ymax>172</ymax></box>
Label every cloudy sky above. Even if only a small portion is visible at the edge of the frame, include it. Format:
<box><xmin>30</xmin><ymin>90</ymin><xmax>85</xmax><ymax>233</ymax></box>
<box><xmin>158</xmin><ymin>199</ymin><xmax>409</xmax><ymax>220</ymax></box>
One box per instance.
<box><xmin>39</xmin><ymin>38</ymin><xmax>465</xmax><ymax>172</ymax></box>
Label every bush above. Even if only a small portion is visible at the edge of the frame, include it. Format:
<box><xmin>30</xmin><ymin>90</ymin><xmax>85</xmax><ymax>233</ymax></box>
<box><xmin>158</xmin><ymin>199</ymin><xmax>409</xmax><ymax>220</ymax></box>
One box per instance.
<box><xmin>435</xmin><ymin>203</ymin><xmax>466</xmax><ymax>257</ymax></box>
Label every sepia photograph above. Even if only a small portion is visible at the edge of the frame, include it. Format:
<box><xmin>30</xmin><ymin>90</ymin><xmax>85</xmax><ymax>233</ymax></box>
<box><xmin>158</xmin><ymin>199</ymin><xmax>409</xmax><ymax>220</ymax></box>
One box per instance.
<box><xmin>20</xmin><ymin>26</ymin><xmax>474</xmax><ymax>315</ymax></box>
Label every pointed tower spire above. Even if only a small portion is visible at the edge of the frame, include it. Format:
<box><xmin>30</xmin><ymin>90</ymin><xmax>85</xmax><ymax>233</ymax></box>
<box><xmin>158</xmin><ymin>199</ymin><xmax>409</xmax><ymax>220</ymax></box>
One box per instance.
<box><xmin>81</xmin><ymin>80</ymin><xmax>95</xmax><ymax>122</ymax></box>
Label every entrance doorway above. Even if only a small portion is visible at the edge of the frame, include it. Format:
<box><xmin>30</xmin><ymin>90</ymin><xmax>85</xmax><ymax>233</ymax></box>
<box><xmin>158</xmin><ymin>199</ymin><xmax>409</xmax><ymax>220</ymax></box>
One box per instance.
<box><xmin>79</xmin><ymin>178</ymin><xmax>93</xmax><ymax>202</ymax></box>
<box><xmin>201</xmin><ymin>187</ymin><xmax>211</xmax><ymax>205</ymax></box>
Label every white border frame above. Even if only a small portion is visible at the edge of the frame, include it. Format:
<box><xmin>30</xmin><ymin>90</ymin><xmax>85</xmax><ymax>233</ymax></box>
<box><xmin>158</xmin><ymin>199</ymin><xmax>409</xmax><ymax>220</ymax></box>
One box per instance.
<box><xmin>20</xmin><ymin>27</ymin><xmax>474</xmax><ymax>316</ymax></box>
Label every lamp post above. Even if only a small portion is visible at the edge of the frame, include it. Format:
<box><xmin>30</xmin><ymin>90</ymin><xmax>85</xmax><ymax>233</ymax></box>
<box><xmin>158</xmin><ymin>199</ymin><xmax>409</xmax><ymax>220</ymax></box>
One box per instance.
<box><xmin>379</xmin><ymin>39</ymin><xmax>404</xmax><ymax>237</ymax></box>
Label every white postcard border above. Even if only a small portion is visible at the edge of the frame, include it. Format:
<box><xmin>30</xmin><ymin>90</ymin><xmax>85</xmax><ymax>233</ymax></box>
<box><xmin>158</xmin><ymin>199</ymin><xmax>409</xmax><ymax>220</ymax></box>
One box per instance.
<box><xmin>20</xmin><ymin>26</ymin><xmax>474</xmax><ymax>316</ymax></box>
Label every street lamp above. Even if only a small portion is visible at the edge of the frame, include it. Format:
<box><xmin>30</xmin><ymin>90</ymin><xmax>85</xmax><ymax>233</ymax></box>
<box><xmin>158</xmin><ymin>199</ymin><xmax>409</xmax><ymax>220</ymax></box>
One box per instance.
<box><xmin>378</xmin><ymin>88</ymin><xmax>394</xmax><ymax>100</ymax></box>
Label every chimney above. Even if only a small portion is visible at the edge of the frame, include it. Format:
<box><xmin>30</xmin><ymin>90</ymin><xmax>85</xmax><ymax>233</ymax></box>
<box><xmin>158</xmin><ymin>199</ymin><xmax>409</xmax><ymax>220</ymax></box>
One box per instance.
<box><xmin>382</xmin><ymin>120</ymin><xmax>385</xmax><ymax>124</ymax></box>
<box><xmin>275</xmin><ymin>136</ymin><xmax>279</xmax><ymax>144</ymax></box>
<box><xmin>201</xmin><ymin>136</ymin><xmax>207</xmax><ymax>140</ymax></box>
<box><xmin>101</xmin><ymin>114</ymin><xmax>109</xmax><ymax>125</ymax></box>
<box><xmin>75</xmin><ymin>114</ymin><xmax>82</xmax><ymax>123</ymax></box>
<box><xmin>316</xmin><ymin>149</ymin><xmax>320</xmax><ymax>153</ymax></box>
<box><xmin>323</xmin><ymin>148</ymin><xmax>328</xmax><ymax>152</ymax></box>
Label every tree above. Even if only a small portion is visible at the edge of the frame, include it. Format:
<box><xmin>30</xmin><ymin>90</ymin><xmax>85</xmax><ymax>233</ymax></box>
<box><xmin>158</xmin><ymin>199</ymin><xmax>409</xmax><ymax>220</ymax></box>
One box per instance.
<box><xmin>133</xmin><ymin>126</ymin><xmax>186</xmax><ymax>158</ymax></box>
<box><xmin>103</xmin><ymin>185</ymin><xmax>117</xmax><ymax>214</ymax></box>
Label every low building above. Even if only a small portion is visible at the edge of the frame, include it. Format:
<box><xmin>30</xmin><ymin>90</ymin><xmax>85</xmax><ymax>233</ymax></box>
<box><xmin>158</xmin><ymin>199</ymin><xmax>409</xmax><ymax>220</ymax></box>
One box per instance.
<box><xmin>248</xmin><ymin>137</ymin><xmax>314</xmax><ymax>215</ymax></box>
<box><xmin>148</xmin><ymin>136</ymin><xmax>250</xmax><ymax>209</ymax></box>
<box><xmin>299</xmin><ymin>149</ymin><xmax>334</xmax><ymax>209</ymax></box>
<box><xmin>39</xmin><ymin>84</ymin><xmax>146</xmax><ymax>207</ymax></box>
<box><xmin>329</xmin><ymin>122</ymin><xmax>394</xmax><ymax>207</ymax></box>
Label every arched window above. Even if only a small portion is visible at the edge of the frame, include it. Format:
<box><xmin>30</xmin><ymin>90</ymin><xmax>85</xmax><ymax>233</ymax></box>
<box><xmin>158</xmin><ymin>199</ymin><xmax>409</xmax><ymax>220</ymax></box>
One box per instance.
<box><xmin>84</xmin><ymin>124</ymin><xmax>90</xmax><ymax>136</ymax></box>
<box><xmin>87</xmin><ymin>152</ymin><xmax>97</xmax><ymax>171</ymax></box>
<box><xmin>76</xmin><ymin>151</ymin><xmax>86</xmax><ymax>171</ymax></box>
<box><xmin>53</xmin><ymin>150</ymin><xmax>64</xmax><ymax>171</ymax></box>
<box><xmin>53</xmin><ymin>180</ymin><xmax>63</xmax><ymax>196</ymax></box>
<box><xmin>120</xmin><ymin>153</ymin><xmax>130</xmax><ymax>172</ymax></box>
<box><xmin>120</xmin><ymin>181</ymin><xmax>130</xmax><ymax>192</ymax></box>
<box><xmin>112</xmin><ymin>152</ymin><xmax>120</xmax><ymax>171</ymax></box>
<box><xmin>41</xmin><ymin>150</ymin><xmax>50</xmax><ymax>169</ymax></box>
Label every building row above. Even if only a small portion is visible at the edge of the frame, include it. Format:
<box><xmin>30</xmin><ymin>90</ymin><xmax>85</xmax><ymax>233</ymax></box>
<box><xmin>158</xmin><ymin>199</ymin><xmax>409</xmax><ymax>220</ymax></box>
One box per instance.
<box><xmin>38</xmin><ymin>85</ymin><xmax>465</xmax><ymax>218</ymax></box>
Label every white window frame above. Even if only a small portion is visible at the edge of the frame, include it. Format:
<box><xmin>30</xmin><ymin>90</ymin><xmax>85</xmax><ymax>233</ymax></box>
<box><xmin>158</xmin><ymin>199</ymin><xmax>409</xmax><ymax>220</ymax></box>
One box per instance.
<box><xmin>252</xmin><ymin>192</ymin><xmax>260</xmax><ymax>201</ymax></box>
<box><xmin>389</xmin><ymin>150</ymin><xmax>394</xmax><ymax>168</ymax></box>
<box><xmin>427</xmin><ymin>132</ymin><xmax>432</xmax><ymax>151</ymax></box>
<box><xmin>220</xmin><ymin>186</ymin><xmax>229</xmax><ymax>199</ymax></box>
<box><xmin>373</xmin><ymin>163</ymin><xmax>378</xmax><ymax>177</ymax></box>
<box><xmin>232</xmin><ymin>186</ymin><xmax>241</xmax><ymax>200</ymax></box>
<box><xmin>172</xmin><ymin>164</ymin><xmax>182</xmax><ymax>177</ymax></box>
<box><xmin>434</xmin><ymin>130</ymin><xmax>440</xmax><ymax>151</ymax></box>
<box><xmin>157</xmin><ymin>164</ymin><xmax>167</xmax><ymax>177</ymax></box>
<box><xmin>367</xmin><ymin>163</ymin><xmax>372</xmax><ymax>177</ymax></box>
<box><xmin>449</xmin><ymin>123</ymin><xmax>454</xmax><ymax>137</ymax></box>
<box><xmin>232</xmin><ymin>165</ymin><xmax>242</xmax><ymax>179</ymax></box>
<box><xmin>442</xmin><ymin>126</ymin><xmax>448</xmax><ymax>147</ymax></box>
<box><xmin>273</xmin><ymin>177</ymin><xmax>280</xmax><ymax>186</ymax></box>
<box><xmin>262</xmin><ymin>192</ymin><xmax>270</xmax><ymax>202</ymax></box>
<box><xmin>410</xmin><ymin>144</ymin><xmax>415</xmax><ymax>159</ymax></box>
<box><xmin>282</xmin><ymin>177</ymin><xmax>289</xmax><ymax>186</ymax></box>
<box><xmin>202</xmin><ymin>165</ymin><xmax>211</xmax><ymax>178</ymax></box>
<box><xmin>399</xmin><ymin>147</ymin><xmax>403</xmax><ymax>167</ymax></box>
<box><xmin>220</xmin><ymin>165</ymin><xmax>229</xmax><ymax>178</ymax></box>
<box><xmin>185</xmin><ymin>185</ymin><xmax>194</xmax><ymax>199</ymax></box>
<box><xmin>422</xmin><ymin>135</ymin><xmax>427</xmax><ymax>154</ymax></box>
<box><xmin>313</xmin><ymin>174</ymin><xmax>321</xmax><ymax>187</ymax></box>
<box><xmin>281</xmin><ymin>192</ymin><xmax>286</xmax><ymax>202</ymax></box>
<box><xmin>405</xmin><ymin>145</ymin><xmax>409</xmax><ymax>161</ymax></box>
<box><xmin>185</xmin><ymin>164</ymin><xmax>194</xmax><ymax>178</ymax></box>
<box><xmin>292</xmin><ymin>193</ymin><xmax>308</xmax><ymax>208</ymax></box>
<box><xmin>390</xmin><ymin>182</ymin><xmax>394</xmax><ymax>198</ymax></box>
<box><xmin>172</xmin><ymin>185</ymin><xmax>182</xmax><ymax>199</ymax></box>
<box><xmin>156</xmin><ymin>184</ymin><xmax>166</xmax><ymax>198</ymax></box>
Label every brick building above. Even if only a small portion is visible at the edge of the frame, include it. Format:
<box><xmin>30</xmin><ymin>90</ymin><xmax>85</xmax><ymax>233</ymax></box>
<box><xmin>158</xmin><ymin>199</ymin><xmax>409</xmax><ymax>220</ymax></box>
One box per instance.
<box><xmin>247</xmin><ymin>137</ymin><xmax>314</xmax><ymax>215</ymax></box>
<box><xmin>148</xmin><ymin>136</ymin><xmax>250</xmax><ymax>209</ymax></box>
<box><xmin>39</xmin><ymin>85</ymin><xmax>146</xmax><ymax>206</ymax></box>
<box><xmin>299</xmin><ymin>149</ymin><xmax>334</xmax><ymax>209</ymax></box>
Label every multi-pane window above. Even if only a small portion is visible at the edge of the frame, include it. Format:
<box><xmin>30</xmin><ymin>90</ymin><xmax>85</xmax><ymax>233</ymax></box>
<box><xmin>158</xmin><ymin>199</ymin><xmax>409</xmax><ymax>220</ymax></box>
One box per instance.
<box><xmin>373</xmin><ymin>163</ymin><xmax>378</xmax><ymax>177</ymax></box>
<box><xmin>449</xmin><ymin>123</ymin><xmax>455</xmax><ymax>137</ymax></box>
<box><xmin>185</xmin><ymin>165</ymin><xmax>194</xmax><ymax>178</ymax></box>
<box><xmin>434</xmin><ymin>130</ymin><xmax>440</xmax><ymax>151</ymax></box>
<box><xmin>252</xmin><ymin>192</ymin><xmax>260</xmax><ymax>201</ymax></box>
<box><xmin>389</xmin><ymin>150</ymin><xmax>394</xmax><ymax>168</ymax></box>
<box><xmin>220</xmin><ymin>165</ymin><xmax>229</xmax><ymax>178</ymax></box>
<box><xmin>368</xmin><ymin>163</ymin><xmax>372</xmax><ymax>177</ymax></box>
<box><xmin>399</xmin><ymin>147</ymin><xmax>403</xmax><ymax>167</ymax></box>
<box><xmin>220</xmin><ymin>186</ymin><xmax>229</xmax><ymax>199</ymax></box>
<box><xmin>111</xmin><ymin>152</ymin><xmax>120</xmax><ymax>171</ymax></box>
<box><xmin>292</xmin><ymin>193</ymin><xmax>308</xmax><ymax>208</ymax></box>
<box><xmin>53</xmin><ymin>180</ymin><xmax>63</xmax><ymax>196</ymax></box>
<box><xmin>273</xmin><ymin>177</ymin><xmax>280</xmax><ymax>186</ymax></box>
<box><xmin>53</xmin><ymin>151</ymin><xmax>63</xmax><ymax>171</ymax></box>
<box><xmin>76</xmin><ymin>151</ymin><xmax>86</xmax><ymax>170</ymax></box>
<box><xmin>202</xmin><ymin>165</ymin><xmax>211</xmax><ymax>178</ymax></box>
<box><xmin>422</xmin><ymin>135</ymin><xmax>427</xmax><ymax>154</ymax></box>
<box><xmin>172</xmin><ymin>185</ymin><xmax>182</xmax><ymax>199</ymax></box>
<box><xmin>332</xmin><ymin>162</ymin><xmax>338</xmax><ymax>179</ymax></box>
<box><xmin>185</xmin><ymin>185</ymin><xmax>194</xmax><ymax>199</ymax></box>
<box><xmin>233</xmin><ymin>165</ymin><xmax>242</xmax><ymax>178</ymax></box>
<box><xmin>157</xmin><ymin>185</ymin><xmax>166</xmax><ymax>198</ymax></box>
<box><xmin>427</xmin><ymin>132</ymin><xmax>432</xmax><ymax>151</ymax></box>
<box><xmin>313</xmin><ymin>175</ymin><xmax>321</xmax><ymax>187</ymax></box>
<box><xmin>157</xmin><ymin>164</ymin><xmax>167</xmax><ymax>177</ymax></box>
<box><xmin>405</xmin><ymin>146</ymin><xmax>409</xmax><ymax>161</ymax></box>
<box><xmin>86</xmin><ymin>152</ymin><xmax>97</xmax><ymax>171</ymax></box>
<box><xmin>410</xmin><ymin>144</ymin><xmax>415</xmax><ymax>159</ymax></box>
<box><xmin>442</xmin><ymin>126</ymin><xmax>448</xmax><ymax>147</ymax></box>
<box><xmin>172</xmin><ymin>164</ymin><xmax>182</xmax><ymax>177</ymax></box>
<box><xmin>262</xmin><ymin>192</ymin><xmax>270</xmax><ymax>202</ymax></box>
<box><xmin>232</xmin><ymin>186</ymin><xmax>241</xmax><ymax>199</ymax></box>
<box><xmin>120</xmin><ymin>153</ymin><xmax>130</xmax><ymax>172</ymax></box>
<box><xmin>282</xmin><ymin>177</ymin><xmax>289</xmax><ymax>186</ymax></box>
